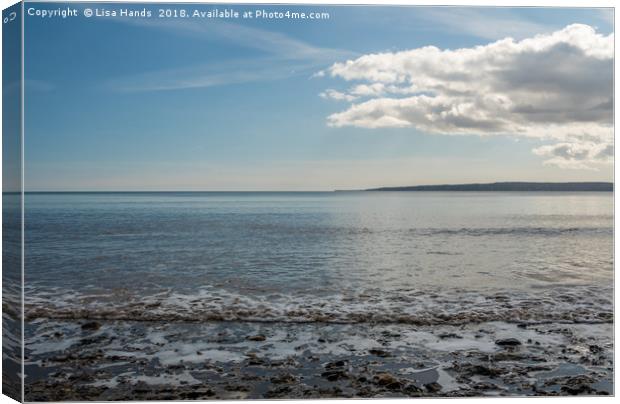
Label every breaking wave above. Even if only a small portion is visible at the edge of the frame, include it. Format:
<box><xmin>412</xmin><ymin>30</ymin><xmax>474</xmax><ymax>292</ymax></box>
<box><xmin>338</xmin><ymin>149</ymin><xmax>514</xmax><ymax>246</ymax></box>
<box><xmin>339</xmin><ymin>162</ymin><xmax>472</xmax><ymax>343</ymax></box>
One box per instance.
<box><xmin>25</xmin><ymin>285</ymin><xmax>613</xmax><ymax>326</ymax></box>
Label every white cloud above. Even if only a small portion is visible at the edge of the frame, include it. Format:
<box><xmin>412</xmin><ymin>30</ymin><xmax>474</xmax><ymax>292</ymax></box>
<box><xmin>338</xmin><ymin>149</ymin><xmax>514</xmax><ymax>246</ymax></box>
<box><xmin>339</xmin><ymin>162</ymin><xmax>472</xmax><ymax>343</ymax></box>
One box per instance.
<box><xmin>532</xmin><ymin>142</ymin><xmax>613</xmax><ymax>170</ymax></box>
<box><xmin>319</xmin><ymin>89</ymin><xmax>358</xmax><ymax>102</ymax></box>
<box><xmin>349</xmin><ymin>83</ymin><xmax>388</xmax><ymax>97</ymax></box>
<box><xmin>320</xmin><ymin>24</ymin><xmax>614</xmax><ymax>170</ymax></box>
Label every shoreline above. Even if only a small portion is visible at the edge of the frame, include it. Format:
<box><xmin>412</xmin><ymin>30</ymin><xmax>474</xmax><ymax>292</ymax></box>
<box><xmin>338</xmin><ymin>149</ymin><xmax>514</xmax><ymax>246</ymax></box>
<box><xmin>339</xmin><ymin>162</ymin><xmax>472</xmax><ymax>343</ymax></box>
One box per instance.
<box><xmin>24</xmin><ymin>318</ymin><xmax>613</xmax><ymax>400</ymax></box>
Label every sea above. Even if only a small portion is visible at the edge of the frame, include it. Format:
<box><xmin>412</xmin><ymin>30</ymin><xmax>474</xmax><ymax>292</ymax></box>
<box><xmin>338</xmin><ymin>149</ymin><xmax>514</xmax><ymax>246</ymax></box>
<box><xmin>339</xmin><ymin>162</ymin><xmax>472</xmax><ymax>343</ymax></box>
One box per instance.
<box><xmin>20</xmin><ymin>191</ymin><xmax>614</xmax><ymax>399</ymax></box>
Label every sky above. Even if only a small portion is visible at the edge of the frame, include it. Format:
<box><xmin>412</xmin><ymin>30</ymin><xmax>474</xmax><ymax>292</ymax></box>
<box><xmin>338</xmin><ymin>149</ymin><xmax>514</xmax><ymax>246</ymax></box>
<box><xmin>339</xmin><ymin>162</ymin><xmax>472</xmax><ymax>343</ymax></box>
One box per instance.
<box><xmin>23</xmin><ymin>3</ymin><xmax>614</xmax><ymax>191</ymax></box>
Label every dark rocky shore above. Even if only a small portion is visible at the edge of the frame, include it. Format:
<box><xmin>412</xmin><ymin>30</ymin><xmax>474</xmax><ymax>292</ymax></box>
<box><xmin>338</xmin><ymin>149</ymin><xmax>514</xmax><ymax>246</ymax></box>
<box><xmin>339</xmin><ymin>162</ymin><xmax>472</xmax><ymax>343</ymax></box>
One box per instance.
<box><xmin>24</xmin><ymin>319</ymin><xmax>613</xmax><ymax>400</ymax></box>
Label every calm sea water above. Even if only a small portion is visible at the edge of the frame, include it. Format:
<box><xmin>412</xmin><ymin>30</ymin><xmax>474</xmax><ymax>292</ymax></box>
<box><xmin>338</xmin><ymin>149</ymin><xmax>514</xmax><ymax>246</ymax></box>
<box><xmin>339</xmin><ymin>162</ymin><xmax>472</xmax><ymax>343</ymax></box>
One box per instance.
<box><xmin>19</xmin><ymin>191</ymin><xmax>613</xmax><ymax>398</ymax></box>
<box><xmin>24</xmin><ymin>191</ymin><xmax>613</xmax><ymax>324</ymax></box>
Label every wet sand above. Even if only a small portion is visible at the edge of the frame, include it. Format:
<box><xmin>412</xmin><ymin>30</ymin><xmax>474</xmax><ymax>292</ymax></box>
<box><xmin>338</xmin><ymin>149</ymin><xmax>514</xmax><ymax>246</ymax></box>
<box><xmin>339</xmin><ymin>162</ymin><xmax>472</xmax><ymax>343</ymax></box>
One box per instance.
<box><xmin>24</xmin><ymin>318</ymin><xmax>613</xmax><ymax>400</ymax></box>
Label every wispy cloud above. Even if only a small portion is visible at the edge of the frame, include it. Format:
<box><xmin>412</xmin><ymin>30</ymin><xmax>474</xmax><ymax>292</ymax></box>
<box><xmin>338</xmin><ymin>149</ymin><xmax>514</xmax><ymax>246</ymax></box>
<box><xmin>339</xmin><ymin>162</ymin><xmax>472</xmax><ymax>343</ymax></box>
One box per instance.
<box><xmin>415</xmin><ymin>8</ymin><xmax>557</xmax><ymax>40</ymax></box>
<box><xmin>132</xmin><ymin>18</ymin><xmax>348</xmax><ymax>61</ymax></box>
<box><xmin>107</xmin><ymin>18</ymin><xmax>355</xmax><ymax>92</ymax></box>
<box><xmin>110</xmin><ymin>57</ymin><xmax>322</xmax><ymax>92</ymax></box>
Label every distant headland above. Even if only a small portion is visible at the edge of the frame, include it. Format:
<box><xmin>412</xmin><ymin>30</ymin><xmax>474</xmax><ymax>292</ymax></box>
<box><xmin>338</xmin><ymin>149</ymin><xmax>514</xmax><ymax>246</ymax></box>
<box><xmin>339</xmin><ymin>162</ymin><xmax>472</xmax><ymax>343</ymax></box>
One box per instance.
<box><xmin>338</xmin><ymin>182</ymin><xmax>613</xmax><ymax>192</ymax></box>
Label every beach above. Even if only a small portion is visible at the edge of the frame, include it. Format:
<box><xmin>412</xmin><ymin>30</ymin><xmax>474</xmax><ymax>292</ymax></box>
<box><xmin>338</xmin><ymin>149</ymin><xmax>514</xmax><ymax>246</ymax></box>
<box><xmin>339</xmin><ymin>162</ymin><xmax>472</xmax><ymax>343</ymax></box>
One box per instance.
<box><xmin>22</xmin><ymin>191</ymin><xmax>614</xmax><ymax>399</ymax></box>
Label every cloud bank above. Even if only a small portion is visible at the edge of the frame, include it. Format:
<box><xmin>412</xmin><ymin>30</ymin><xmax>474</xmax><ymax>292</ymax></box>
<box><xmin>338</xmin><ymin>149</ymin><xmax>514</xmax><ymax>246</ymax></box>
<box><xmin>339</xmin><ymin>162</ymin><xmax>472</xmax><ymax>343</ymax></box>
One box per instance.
<box><xmin>319</xmin><ymin>24</ymin><xmax>613</xmax><ymax>169</ymax></box>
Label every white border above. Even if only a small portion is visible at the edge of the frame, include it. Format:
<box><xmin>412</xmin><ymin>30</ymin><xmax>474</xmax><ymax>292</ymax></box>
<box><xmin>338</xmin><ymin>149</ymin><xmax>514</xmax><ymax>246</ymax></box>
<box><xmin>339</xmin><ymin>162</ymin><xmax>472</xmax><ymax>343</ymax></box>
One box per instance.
<box><xmin>0</xmin><ymin>1</ymin><xmax>617</xmax><ymax>404</ymax></box>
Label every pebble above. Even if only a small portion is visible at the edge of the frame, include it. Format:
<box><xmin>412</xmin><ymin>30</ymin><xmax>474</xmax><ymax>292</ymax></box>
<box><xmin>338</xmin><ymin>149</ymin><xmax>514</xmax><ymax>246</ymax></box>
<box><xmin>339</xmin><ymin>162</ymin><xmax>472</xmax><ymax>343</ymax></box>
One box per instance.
<box><xmin>495</xmin><ymin>338</ymin><xmax>521</xmax><ymax>346</ymax></box>
<box><xmin>81</xmin><ymin>321</ymin><xmax>101</xmax><ymax>331</ymax></box>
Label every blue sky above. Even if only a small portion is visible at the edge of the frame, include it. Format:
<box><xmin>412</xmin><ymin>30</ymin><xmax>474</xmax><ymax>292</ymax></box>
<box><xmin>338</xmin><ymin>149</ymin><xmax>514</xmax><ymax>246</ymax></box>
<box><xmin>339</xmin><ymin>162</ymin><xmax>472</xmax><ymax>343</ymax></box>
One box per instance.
<box><xmin>24</xmin><ymin>3</ymin><xmax>614</xmax><ymax>190</ymax></box>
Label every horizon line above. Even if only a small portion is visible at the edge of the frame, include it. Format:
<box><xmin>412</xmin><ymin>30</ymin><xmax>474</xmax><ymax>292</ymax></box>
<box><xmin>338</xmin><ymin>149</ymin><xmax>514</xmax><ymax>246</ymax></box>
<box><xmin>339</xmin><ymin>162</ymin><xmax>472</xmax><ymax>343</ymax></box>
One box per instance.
<box><xmin>6</xmin><ymin>181</ymin><xmax>614</xmax><ymax>194</ymax></box>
